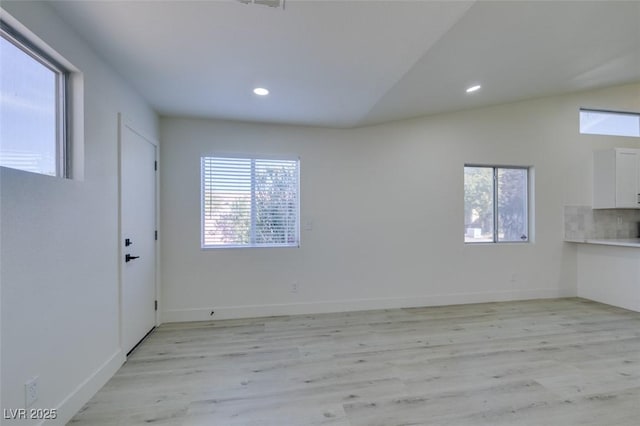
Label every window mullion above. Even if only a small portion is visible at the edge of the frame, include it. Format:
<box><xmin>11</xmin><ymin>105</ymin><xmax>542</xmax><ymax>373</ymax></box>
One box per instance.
<box><xmin>493</xmin><ymin>167</ymin><xmax>499</xmax><ymax>243</ymax></box>
<box><xmin>250</xmin><ymin>158</ymin><xmax>257</xmax><ymax>245</ymax></box>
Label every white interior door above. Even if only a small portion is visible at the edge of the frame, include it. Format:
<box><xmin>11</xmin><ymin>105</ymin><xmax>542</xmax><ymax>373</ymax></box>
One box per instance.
<box><xmin>120</xmin><ymin>117</ymin><xmax>157</xmax><ymax>355</ymax></box>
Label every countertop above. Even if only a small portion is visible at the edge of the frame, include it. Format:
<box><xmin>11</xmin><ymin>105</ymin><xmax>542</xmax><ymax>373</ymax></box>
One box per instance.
<box><xmin>566</xmin><ymin>238</ymin><xmax>640</xmax><ymax>248</ymax></box>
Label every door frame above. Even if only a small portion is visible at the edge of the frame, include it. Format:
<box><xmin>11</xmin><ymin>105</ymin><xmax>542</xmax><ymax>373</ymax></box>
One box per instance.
<box><xmin>117</xmin><ymin>113</ymin><xmax>160</xmax><ymax>356</ymax></box>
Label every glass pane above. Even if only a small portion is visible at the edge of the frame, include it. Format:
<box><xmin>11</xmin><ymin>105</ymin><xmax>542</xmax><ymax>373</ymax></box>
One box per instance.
<box><xmin>580</xmin><ymin>110</ymin><xmax>640</xmax><ymax>137</ymax></box>
<box><xmin>254</xmin><ymin>159</ymin><xmax>298</xmax><ymax>245</ymax></box>
<box><xmin>202</xmin><ymin>157</ymin><xmax>251</xmax><ymax>246</ymax></box>
<box><xmin>464</xmin><ymin>166</ymin><xmax>494</xmax><ymax>243</ymax></box>
<box><xmin>0</xmin><ymin>35</ymin><xmax>58</xmax><ymax>176</ymax></box>
<box><xmin>497</xmin><ymin>168</ymin><xmax>528</xmax><ymax>242</ymax></box>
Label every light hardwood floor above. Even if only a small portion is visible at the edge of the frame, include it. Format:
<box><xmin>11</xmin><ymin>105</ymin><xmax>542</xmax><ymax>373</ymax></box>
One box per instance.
<box><xmin>69</xmin><ymin>298</ymin><xmax>640</xmax><ymax>425</ymax></box>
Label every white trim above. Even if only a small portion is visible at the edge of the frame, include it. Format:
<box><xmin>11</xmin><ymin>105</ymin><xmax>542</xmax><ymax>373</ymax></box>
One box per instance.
<box><xmin>161</xmin><ymin>289</ymin><xmax>564</xmax><ymax>323</ymax></box>
<box><xmin>42</xmin><ymin>350</ymin><xmax>125</xmax><ymax>426</ymax></box>
<box><xmin>203</xmin><ymin>152</ymin><xmax>300</xmax><ymax>161</ymax></box>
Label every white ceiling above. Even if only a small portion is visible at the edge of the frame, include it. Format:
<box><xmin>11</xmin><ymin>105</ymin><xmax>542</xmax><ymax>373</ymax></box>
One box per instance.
<box><xmin>48</xmin><ymin>0</ymin><xmax>640</xmax><ymax>128</ymax></box>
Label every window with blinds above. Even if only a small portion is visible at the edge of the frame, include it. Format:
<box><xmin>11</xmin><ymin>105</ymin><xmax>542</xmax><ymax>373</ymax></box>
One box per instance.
<box><xmin>201</xmin><ymin>155</ymin><xmax>300</xmax><ymax>248</ymax></box>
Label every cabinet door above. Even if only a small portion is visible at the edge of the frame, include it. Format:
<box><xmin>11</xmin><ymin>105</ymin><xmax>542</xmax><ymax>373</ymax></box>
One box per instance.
<box><xmin>615</xmin><ymin>150</ymin><xmax>640</xmax><ymax>208</ymax></box>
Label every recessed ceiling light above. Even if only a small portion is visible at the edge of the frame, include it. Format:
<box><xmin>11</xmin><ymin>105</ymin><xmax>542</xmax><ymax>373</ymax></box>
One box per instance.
<box><xmin>466</xmin><ymin>85</ymin><xmax>481</xmax><ymax>93</ymax></box>
<box><xmin>253</xmin><ymin>87</ymin><xmax>269</xmax><ymax>96</ymax></box>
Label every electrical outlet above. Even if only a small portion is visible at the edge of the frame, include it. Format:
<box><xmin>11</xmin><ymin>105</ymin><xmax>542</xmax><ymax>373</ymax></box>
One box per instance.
<box><xmin>291</xmin><ymin>281</ymin><xmax>299</xmax><ymax>293</ymax></box>
<box><xmin>25</xmin><ymin>376</ymin><xmax>38</xmax><ymax>407</ymax></box>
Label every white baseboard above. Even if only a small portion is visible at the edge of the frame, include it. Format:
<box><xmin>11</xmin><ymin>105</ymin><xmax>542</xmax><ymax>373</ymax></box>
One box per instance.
<box><xmin>161</xmin><ymin>288</ymin><xmax>563</xmax><ymax>323</ymax></box>
<box><xmin>43</xmin><ymin>350</ymin><xmax>125</xmax><ymax>426</ymax></box>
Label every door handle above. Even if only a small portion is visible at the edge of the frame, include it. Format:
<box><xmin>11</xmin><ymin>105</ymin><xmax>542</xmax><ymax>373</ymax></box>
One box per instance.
<box><xmin>125</xmin><ymin>254</ymin><xmax>140</xmax><ymax>262</ymax></box>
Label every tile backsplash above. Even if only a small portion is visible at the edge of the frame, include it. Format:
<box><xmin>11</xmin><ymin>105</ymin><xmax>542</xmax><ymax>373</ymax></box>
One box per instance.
<box><xmin>564</xmin><ymin>205</ymin><xmax>640</xmax><ymax>241</ymax></box>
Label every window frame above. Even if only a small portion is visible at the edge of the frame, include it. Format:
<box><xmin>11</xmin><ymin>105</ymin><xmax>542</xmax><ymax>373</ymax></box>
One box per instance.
<box><xmin>464</xmin><ymin>164</ymin><xmax>530</xmax><ymax>244</ymax></box>
<box><xmin>579</xmin><ymin>108</ymin><xmax>640</xmax><ymax>138</ymax></box>
<box><xmin>200</xmin><ymin>154</ymin><xmax>301</xmax><ymax>249</ymax></box>
<box><xmin>1</xmin><ymin>19</ymin><xmax>71</xmax><ymax>177</ymax></box>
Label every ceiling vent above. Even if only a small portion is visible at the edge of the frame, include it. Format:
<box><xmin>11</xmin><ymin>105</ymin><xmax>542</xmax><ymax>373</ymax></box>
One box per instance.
<box><xmin>237</xmin><ymin>0</ymin><xmax>285</xmax><ymax>10</ymax></box>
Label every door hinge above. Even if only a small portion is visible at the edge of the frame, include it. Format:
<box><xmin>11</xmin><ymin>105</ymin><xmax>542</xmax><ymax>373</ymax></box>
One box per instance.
<box><xmin>155</xmin><ymin>230</ymin><xmax>158</xmax><ymax>240</ymax></box>
<box><xmin>155</xmin><ymin>300</ymin><xmax>158</xmax><ymax>311</ymax></box>
<box><xmin>154</xmin><ymin>160</ymin><xmax>157</xmax><ymax>171</ymax></box>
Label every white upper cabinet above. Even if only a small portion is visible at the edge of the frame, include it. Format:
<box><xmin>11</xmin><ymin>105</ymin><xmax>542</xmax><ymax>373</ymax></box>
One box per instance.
<box><xmin>593</xmin><ymin>148</ymin><xmax>640</xmax><ymax>209</ymax></box>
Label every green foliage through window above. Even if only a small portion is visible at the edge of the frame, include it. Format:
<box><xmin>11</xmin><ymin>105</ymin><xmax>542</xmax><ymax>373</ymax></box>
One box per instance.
<box><xmin>464</xmin><ymin>166</ymin><xmax>529</xmax><ymax>243</ymax></box>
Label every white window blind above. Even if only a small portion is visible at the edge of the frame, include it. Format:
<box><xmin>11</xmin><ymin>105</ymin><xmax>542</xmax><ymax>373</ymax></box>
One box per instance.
<box><xmin>201</xmin><ymin>156</ymin><xmax>300</xmax><ymax>248</ymax></box>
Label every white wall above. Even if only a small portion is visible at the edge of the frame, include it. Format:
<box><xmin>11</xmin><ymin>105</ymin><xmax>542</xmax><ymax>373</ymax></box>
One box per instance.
<box><xmin>160</xmin><ymin>83</ymin><xmax>640</xmax><ymax>322</ymax></box>
<box><xmin>0</xmin><ymin>2</ymin><xmax>636</xmax><ymax>424</ymax></box>
<box><xmin>0</xmin><ymin>2</ymin><xmax>157</xmax><ymax>425</ymax></box>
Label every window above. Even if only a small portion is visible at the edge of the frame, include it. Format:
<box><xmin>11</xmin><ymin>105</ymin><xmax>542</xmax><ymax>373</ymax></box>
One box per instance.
<box><xmin>464</xmin><ymin>166</ymin><xmax>529</xmax><ymax>243</ymax></box>
<box><xmin>201</xmin><ymin>155</ymin><xmax>300</xmax><ymax>248</ymax></box>
<box><xmin>0</xmin><ymin>20</ymin><xmax>70</xmax><ymax>177</ymax></box>
<box><xmin>580</xmin><ymin>108</ymin><xmax>640</xmax><ymax>138</ymax></box>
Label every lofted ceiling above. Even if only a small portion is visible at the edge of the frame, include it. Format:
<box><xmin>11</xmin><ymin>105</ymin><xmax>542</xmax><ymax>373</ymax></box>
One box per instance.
<box><xmin>47</xmin><ymin>0</ymin><xmax>640</xmax><ymax>128</ymax></box>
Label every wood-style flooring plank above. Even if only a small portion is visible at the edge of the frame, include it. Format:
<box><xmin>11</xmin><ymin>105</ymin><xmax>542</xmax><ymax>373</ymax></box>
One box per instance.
<box><xmin>68</xmin><ymin>298</ymin><xmax>640</xmax><ymax>425</ymax></box>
